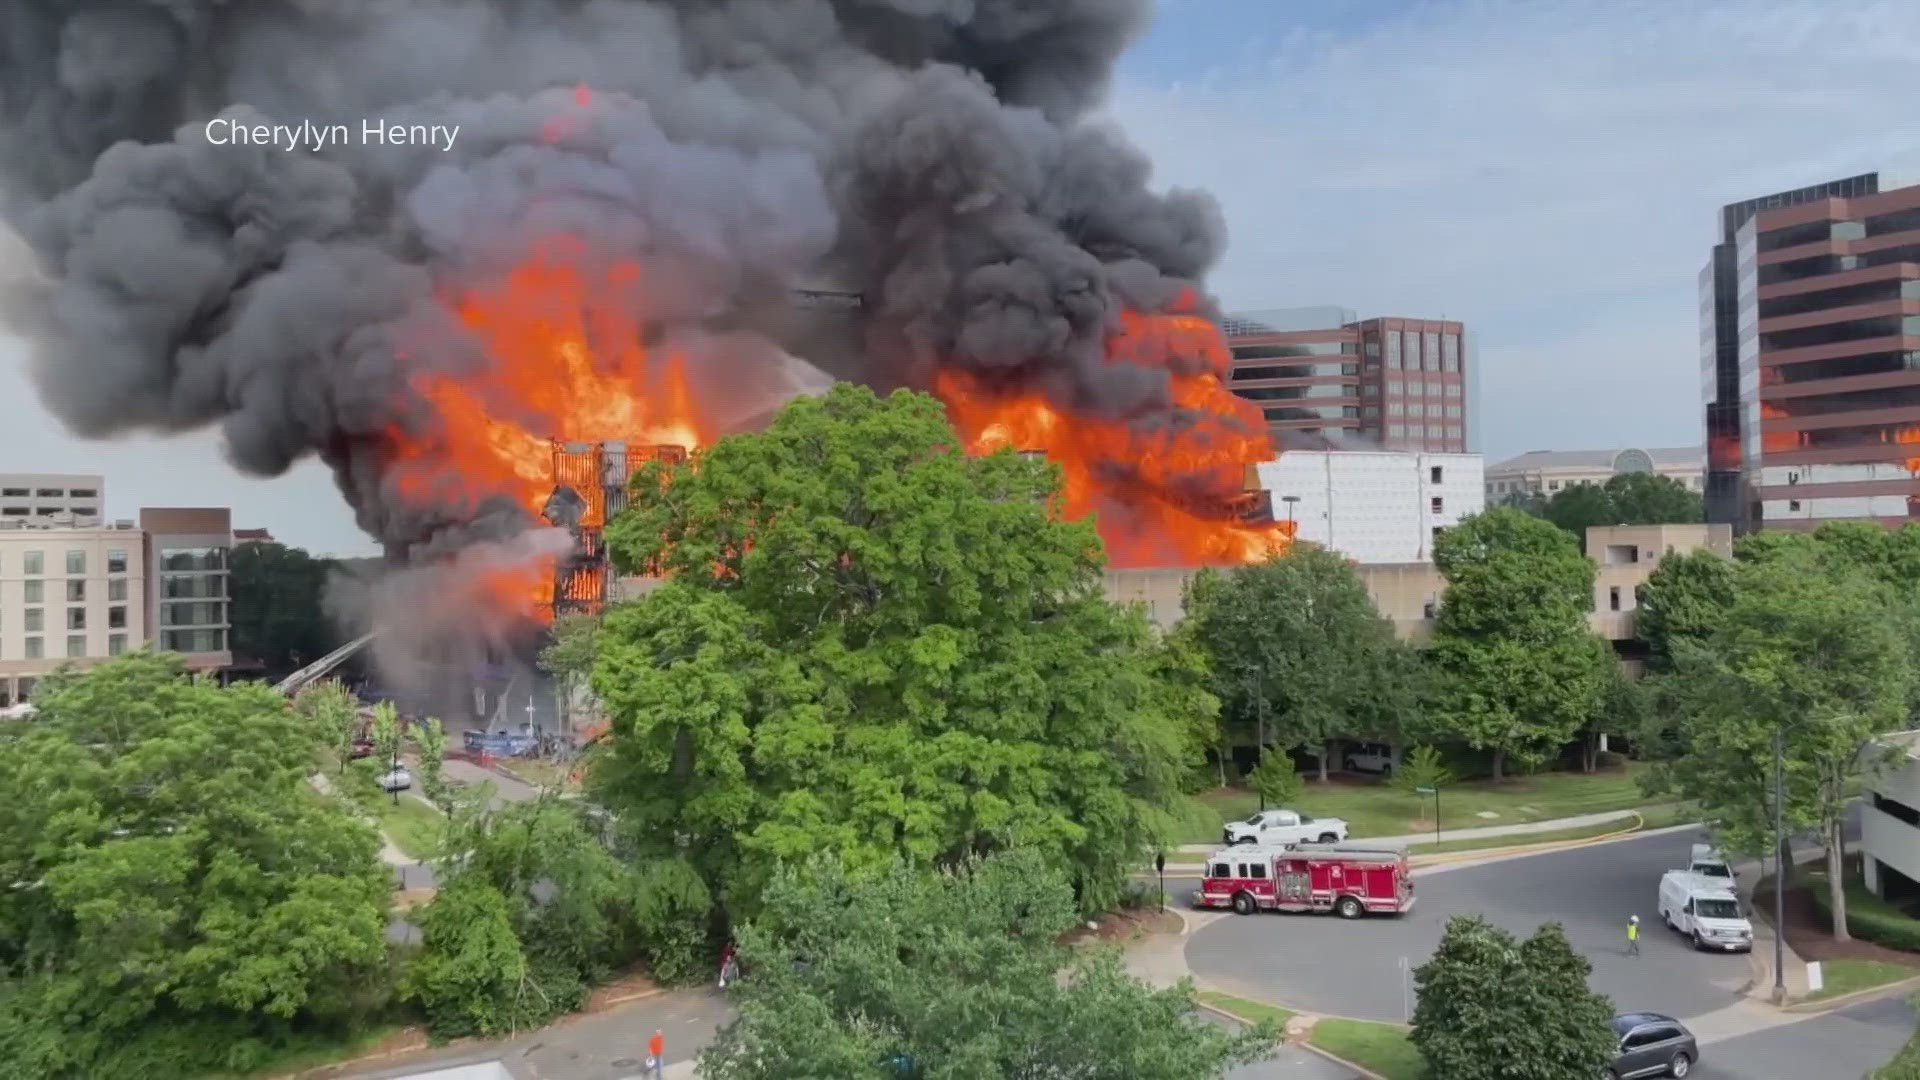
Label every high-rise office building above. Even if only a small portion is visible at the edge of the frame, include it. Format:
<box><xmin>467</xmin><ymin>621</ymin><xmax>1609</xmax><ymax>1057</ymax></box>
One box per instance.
<box><xmin>1223</xmin><ymin>308</ymin><xmax>1470</xmax><ymax>453</ymax></box>
<box><xmin>1699</xmin><ymin>172</ymin><xmax>1920</xmax><ymax>531</ymax></box>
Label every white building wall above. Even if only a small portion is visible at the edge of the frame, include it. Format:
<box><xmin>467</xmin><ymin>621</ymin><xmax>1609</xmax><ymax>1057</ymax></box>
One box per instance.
<box><xmin>1759</xmin><ymin>463</ymin><xmax>1914</xmax><ymax>523</ymax></box>
<box><xmin>0</xmin><ymin>522</ymin><xmax>149</xmax><ymax>705</ymax></box>
<box><xmin>1255</xmin><ymin>451</ymin><xmax>1484</xmax><ymax>563</ymax></box>
<box><xmin>1863</xmin><ymin>733</ymin><xmax>1920</xmax><ymax>898</ymax></box>
<box><xmin>0</xmin><ymin>473</ymin><xmax>106</xmax><ymax>524</ymax></box>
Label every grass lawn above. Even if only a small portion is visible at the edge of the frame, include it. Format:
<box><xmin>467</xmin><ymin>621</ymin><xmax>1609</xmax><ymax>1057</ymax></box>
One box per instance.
<box><xmin>1402</xmin><ymin>803</ymin><xmax>1696</xmax><ymax>856</ymax></box>
<box><xmin>505</xmin><ymin>757</ymin><xmax>584</xmax><ymax>791</ymax></box>
<box><xmin>1807</xmin><ymin>959</ymin><xmax>1920</xmax><ymax>1002</ymax></box>
<box><xmin>377</xmin><ymin>795</ymin><xmax>445</xmax><ymax>860</ymax></box>
<box><xmin>1177</xmin><ymin>764</ymin><xmax>1658</xmax><ymax>843</ymax></box>
<box><xmin>1309</xmin><ymin>1018</ymin><xmax>1424</xmax><ymax>1080</ymax></box>
<box><xmin>1196</xmin><ymin>990</ymin><xmax>1293</xmax><ymax>1027</ymax></box>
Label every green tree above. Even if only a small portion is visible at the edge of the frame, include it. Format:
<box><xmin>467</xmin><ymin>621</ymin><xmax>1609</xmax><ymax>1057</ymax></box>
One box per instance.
<box><xmin>1603</xmin><ymin>471</ymin><xmax>1704</xmax><ymax>525</ymax></box>
<box><xmin>1541</xmin><ymin>481</ymin><xmax>1618</xmax><ymax>537</ymax></box>
<box><xmin>1427</xmin><ymin>509</ymin><xmax>1614</xmax><ymax>779</ymax></box>
<box><xmin>0</xmin><ymin>654</ymin><xmax>391</xmax><ymax>1076</ymax></box>
<box><xmin>1653</xmin><ymin>552</ymin><xmax>1910</xmax><ymax>939</ymax></box>
<box><xmin>1150</xmin><ymin>621</ymin><xmax>1230</xmax><ymax>792</ymax></box>
<box><xmin>700</xmin><ymin>850</ymin><xmax>1272</xmax><ymax>1080</ymax></box>
<box><xmin>415</xmin><ymin>716</ymin><xmax>449</xmax><ymax>809</ymax></box>
<box><xmin>228</xmin><ymin>540</ymin><xmax>343</xmax><ymax>681</ymax></box>
<box><xmin>1635</xmin><ymin>548</ymin><xmax>1737</xmax><ymax>669</ymax></box>
<box><xmin>1245</xmin><ymin>752</ymin><xmax>1302</xmax><ymax>811</ymax></box>
<box><xmin>540</xmin><ymin>612</ymin><xmax>603</xmax><ymax>741</ymax></box>
<box><xmin>1411</xmin><ymin>915</ymin><xmax>1616</xmax><ymax>1080</ymax></box>
<box><xmin>1183</xmin><ymin>548</ymin><xmax>1423</xmax><ymax>781</ymax></box>
<box><xmin>370</xmin><ymin>701</ymin><xmax>402</xmax><ymax>798</ymax></box>
<box><xmin>1393</xmin><ymin>746</ymin><xmax>1453</xmax><ymax>818</ymax></box>
<box><xmin>400</xmin><ymin>875</ymin><xmax>532</xmax><ymax>1040</ymax></box>
<box><xmin>297</xmin><ymin>678</ymin><xmax>363</xmax><ymax>773</ymax></box>
<box><xmin>594</xmin><ymin>385</ymin><xmax>1188</xmax><ymax>916</ymax></box>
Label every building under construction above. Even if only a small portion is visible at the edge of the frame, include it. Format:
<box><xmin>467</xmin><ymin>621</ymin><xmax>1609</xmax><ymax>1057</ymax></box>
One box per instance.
<box><xmin>541</xmin><ymin>439</ymin><xmax>686</xmax><ymax>618</ymax></box>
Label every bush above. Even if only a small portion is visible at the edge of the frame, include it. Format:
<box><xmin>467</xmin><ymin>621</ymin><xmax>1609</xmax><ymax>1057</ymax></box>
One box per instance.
<box><xmin>402</xmin><ymin>877</ymin><xmax>542</xmax><ymax>1039</ymax></box>
<box><xmin>630</xmin><ymin>857</ymin><xmax>715</xmax><ymax>986</ymax></box>
<box><xmin>1594</xmin><ymin>750</ymin><xmax>1632</xmax><ymax>771</ymax></box>
<box><xmin>1809</xmin><ymin>874</ymin><xmax>1920</xmax><ymax>953</ymax></box>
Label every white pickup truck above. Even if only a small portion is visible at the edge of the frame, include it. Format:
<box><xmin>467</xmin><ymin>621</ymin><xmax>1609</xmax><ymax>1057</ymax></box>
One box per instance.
<box><xmin>1223</xmin><ymin>809</ymin><xmax>1350</xmax><ymax>848</ymax></box>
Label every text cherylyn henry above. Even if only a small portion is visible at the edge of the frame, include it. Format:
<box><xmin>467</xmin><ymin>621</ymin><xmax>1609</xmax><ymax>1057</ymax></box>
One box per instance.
<box><xmin>204</xmin><ymin>118</ymin><xmax>458</xmax><ymax>152</ymax></box>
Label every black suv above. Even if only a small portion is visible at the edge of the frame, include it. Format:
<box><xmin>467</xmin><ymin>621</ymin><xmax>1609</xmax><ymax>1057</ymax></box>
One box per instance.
<box><xmin>1605</xmin><ymin>1012</ymin><xmax>1698</xmax><ymax>1078</ymax></box>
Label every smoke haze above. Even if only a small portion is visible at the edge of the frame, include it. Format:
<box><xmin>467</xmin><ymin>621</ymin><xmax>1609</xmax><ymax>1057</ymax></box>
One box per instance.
<box><xmin>0</xmin><ymin>0</ymin><xmax>1230</xmax><ymax>702</ymax></box>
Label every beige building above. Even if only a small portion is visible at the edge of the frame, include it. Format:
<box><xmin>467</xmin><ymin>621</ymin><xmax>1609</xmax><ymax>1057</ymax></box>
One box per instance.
<box><xmin>141</xmin><ymin>508</ymin><xmax>235</xmax><ymax>669</ymax></box>
<box><xmin>1863</xmin><ymin>731</ymin><xmax>1920</xmax><ymax>902</ymax></box>
<box><xmin>1103</xmin><ymin>523</ymin><xmax>1734</xmax><ymax>652</ymax></box>
<box><xmin>0</xmin><ymin>519</ymin><xmax>147</xmax><ymax>706</ymax></box>
<box><xmin>0</xmin><ymin>472</ymin><xmax>105</xmax><ymax>524</ymax></box>
<box><xmin>1485</xmin><ymin>448</ymin><xmax>1704</xmax><ymax>503</ymax></box>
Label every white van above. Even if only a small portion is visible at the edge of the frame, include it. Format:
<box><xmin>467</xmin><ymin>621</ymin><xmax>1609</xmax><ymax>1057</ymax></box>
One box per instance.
<box><xmin>1659</xmin><ymin>870</ymin><xmax>1752</xmax><ymax>953</ymax></box>
<box><xmin>1689</xmin><ymin>843</ymin><xmax>1733</xmax><ymax>882</ymax></box>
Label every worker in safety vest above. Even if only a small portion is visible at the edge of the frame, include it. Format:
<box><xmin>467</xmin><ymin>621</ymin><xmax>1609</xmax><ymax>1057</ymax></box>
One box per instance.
<box><xmin>1626</xmin><ymin>914</ymin><xmax>1640</xmax><ymax>956</ymax></box>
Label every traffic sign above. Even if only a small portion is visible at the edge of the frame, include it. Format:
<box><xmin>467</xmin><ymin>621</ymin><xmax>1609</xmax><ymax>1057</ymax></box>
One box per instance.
<box><xmin>1414</xmin><ymin>785</ymin><xmax>1436</xmax><ymax>794</ymax></box>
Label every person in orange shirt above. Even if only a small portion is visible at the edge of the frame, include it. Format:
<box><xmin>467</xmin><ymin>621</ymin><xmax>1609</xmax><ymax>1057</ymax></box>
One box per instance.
<box><xmin>647</xmin><ymin>1029</ymin><xmax>666</xmax><ymax>1079</ymax></box>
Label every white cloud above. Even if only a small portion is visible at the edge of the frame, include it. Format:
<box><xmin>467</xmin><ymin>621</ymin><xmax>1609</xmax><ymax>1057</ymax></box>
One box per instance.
<box><xmin>1106</xmin><ymin>0</ymin><xmax>1920</xmax><ymax>461</ymax></box>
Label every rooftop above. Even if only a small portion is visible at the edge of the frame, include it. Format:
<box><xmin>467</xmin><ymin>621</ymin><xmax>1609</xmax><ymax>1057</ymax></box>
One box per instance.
<box><xmin>1487</xmin><ymin>447</ymin><xmax>1704</xmax><ymax>473</ymax></box>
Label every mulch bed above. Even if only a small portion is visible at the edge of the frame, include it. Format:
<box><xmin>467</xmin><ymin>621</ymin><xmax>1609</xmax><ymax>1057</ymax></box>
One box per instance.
<box><xmin>1061</xmin><ymin>906</ymin><xmax>1184</xmax><ymax>947</ymax></box>
<box><xmin>1757</xmin><ymin>879</ymin><xmax>1920</xmax><ymax>967</ymax></box>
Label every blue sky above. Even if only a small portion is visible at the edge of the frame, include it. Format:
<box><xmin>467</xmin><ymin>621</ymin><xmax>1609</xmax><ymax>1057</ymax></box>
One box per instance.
<box><xmin>1107</xmin><ymin>0</ymin><xmax>1920</xmax><ymax>467</ymax></box>
<box><xmin>4</xmin><ymin>0</ymin><xmax>1919</xmax><ymax>555</ymax></box>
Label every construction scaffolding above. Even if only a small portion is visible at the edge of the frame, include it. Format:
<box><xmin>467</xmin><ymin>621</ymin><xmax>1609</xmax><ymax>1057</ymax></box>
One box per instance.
<box><xmin>542</xmin><ymin>440</ymin><xmax>686</xmax><ymax>618</ymax></box>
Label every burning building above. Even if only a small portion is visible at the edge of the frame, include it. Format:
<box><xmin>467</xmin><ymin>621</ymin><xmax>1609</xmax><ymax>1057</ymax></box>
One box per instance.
<box><xmin>0</xmin><ymin>1</ymin><xmax>1290</xmax><ymax>718</ymax></box>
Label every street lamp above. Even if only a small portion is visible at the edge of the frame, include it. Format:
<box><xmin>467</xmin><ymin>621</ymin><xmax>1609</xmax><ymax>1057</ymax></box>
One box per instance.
<box><xmin>1773</xmin><ymin>724</ymin><xmax>1787</xmax><ymax>1005</ymax></box>
<box><xmin>1280</xmin><ymin>494</ymin><xmax>1301</xmax><ymax>533</ymax></box>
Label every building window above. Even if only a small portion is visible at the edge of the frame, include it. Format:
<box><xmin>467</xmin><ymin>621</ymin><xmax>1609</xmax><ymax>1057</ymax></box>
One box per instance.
<box><xmin>1431</xmin><ymin>466</ymin><xmax>1444</xmax><ymax>484</ymax></box>
<box><xmin>163</xmin><ymin>575</ymin><xmax>223</xmax><ymax>599</ymax></box>
<box><xmin>1409</xmin><ymin>424</ymin><xmax>1427</xmax><ymax>437</ymax></box>
<box><xmin>1609</xmin><ymin>586</ymin><xmax>1622</xmax><ymax>612</ymax></box>
<box><xmin>65</xmin><ymin>580</ymin><xmax>84</xmax><ymax>603</ymax></box>
<box><xmin>1409</xmin><ymin>402</ymin><xmax>1426</xmax><ymax>418</ymax></box>
<box><xmin>1447</xmin><ymin>405</ymin><xmax>1462</xmax><ymax>418</ymax></box>
<box><xmin>66</xmin><ymin>635</ymin><xmax>85</xmax><ymax>658</ymax></box>
<box><xmin>1446</xmin><ymin>383</ymin><xmax>1462</xmax><ymax>397</ymax></box>
<box><xmin>1442</xmin><ymin>334</ymin><xmax>1459</xmax><ymax>371</ymax></box>
<box><xmin>1549</xmin><ymin>480</ymin><xmax>1561</xmax><ymax>490</ymax></box>
<box><xmin>0</xmin><ymin>487</ymin><xmax>25</xmax><ymax>497</ymax></box>
<box><xmin>65</xmin><ymin>550</ymin><xmax>84</xmax><ymax>575</ymax></box>
<box><xmin>108</xmin><ymin>606</ymin><xmax>126</xmax><ymax>630</ymax></box>
<box><xmin>22</xmin><ymin>580</ymin><xmax>41</xmax><ymax>604</ymax></box>
<box><xmin>23</xmin><ymin>551</ymin><xmax>42</xmax><ymax>576</ymax></box>
<box><xmin>107</xmin><ymin>549</ymin><xmax>127</xmax><ymax>574</ymax></box>
<box><xmin>1361</xmin><ymin>384</ymin><xmax>1380</xmax><ymax>397</ymax></box>
<box><xmin>69</xmin><ymin>488</ymin><xmax>96</xmax><ymax>499</ymax></box>
<box><xmin>161</xmin><ymin>628</ymin><xmax>226</xmax><ymax>653</ymax></box>
<box><xmin>1389</xmin><ymin>424</ymin><xmax>1406</xmax><ymax>437</ymax></box>
<box><xmin>1386</xmin><ymin>331</ymin><xmax>1402</xmax><ymax>368</ymax></box>
<box><xmin>67</xmin><ymin>607</ymin><xmax>85</xmax><ymax>631</ymax></box>
<box><xmin>1388</xmin><ymin>402</ymin><xmax>1404</xmax><ymax>417</ymax></box>
<box><xmin>23</xmin><ymin>609</ymin><xmax>42</xmax><ymax>633</ymax></box>
<box><xmin>1365</xmin><ymin>341</ymin><xmax>1380</xmax><ymax>357</ymax></box>
<box><xmin>1431</xmin><ymin>496</ymin><xmax>1444</xmax><ymax>514</ymax></box>
<box><xmin>1424</xmin><ymin>331</ymin><xmax>1441</xmax><ymax>371</ymax></box>
<box><xmin>107</xmin><ymin>578</ymin><xmax>126</xmax><ymax>602</ymax></box>
<box><xmin>1789</xmin><ymin>499</ymin><xmax>1802</xmax><ymax>512</ymax></box>
<box><xmin>108</xmin><ymin>634</ymin><xmax>127</xmax><ymax>657</ymax></box>
<box><xmin>34</xmin><ymin>488</ymin><xmax>61</xmax><ymax>498</ymax></box>
<box><xmin>160</xmin><ymin>547</ymin><xmax>226</xmax><ymax>572</ymax></box>
<box><xmin>1362</xmin><ymin>405</ymin><xmax>1380</xmax><ymax>418</ymax></box>
<box><xmin>24</xmin><ymin>637</ymin><xmax>42</xmax><ymax>660</ymax></box>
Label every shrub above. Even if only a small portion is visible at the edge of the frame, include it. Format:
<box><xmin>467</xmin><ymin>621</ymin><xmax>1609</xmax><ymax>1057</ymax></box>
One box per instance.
<box><xmin>1595</xmin><ymin>749</ymin><xmax>1632</xmax><ymax>771</ymax></box>
<box><xmin>402</xmin><ymin>877</ymin><xmax>541</xmax><ymax>1039</ymax></box>
<box><xmin>630</xmin><ymin>857</ymin><xmax>715</xmax><ymax>986</ymax></box>
<box><xmin>1807</xmin><ymin>868</ymin><xmax>1920</xmax><ymax>953</ymax></box>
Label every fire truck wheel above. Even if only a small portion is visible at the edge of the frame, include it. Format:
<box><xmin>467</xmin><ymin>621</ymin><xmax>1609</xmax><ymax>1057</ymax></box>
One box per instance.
<box><xmin>1232</xmin><ymin>892</ymin><xmax>1256</xmax><ymax>916</ymax></box>
<box><xmin>1334</xmin><ymin>896</ymin><xmax>1364</xmax><ymax>920</ymax></box>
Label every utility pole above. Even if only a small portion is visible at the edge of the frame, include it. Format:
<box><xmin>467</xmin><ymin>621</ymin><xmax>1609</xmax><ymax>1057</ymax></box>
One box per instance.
<box><xmin>1773</xmin><ymin>723</ymin><xmax>1787</xmax><ymax>1005</ymax></box>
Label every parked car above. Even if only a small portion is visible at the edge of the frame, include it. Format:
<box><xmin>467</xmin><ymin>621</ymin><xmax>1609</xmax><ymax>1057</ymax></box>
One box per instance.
<box><xmin>1688</xmin><ymin>842</ymin><xmax>1733</xmax><ymax>882</ymax></box>
<box><xmin>1343</xmin><ymin>743</ymin><xmax>1395</xmax><ymax>775</ymax></box>
<box><xmin>1605</xmin><ymin>1012</ymin><xmax>1697</xmax><ymax>1079</ymax></box>
<box><xmin>1658</xmin><ymin>870</ymin><xmax>1752</xmax><ymax>952</ymax></box>
<box><xmin>377</xmin><ymin>766</ymin><xmax>413</xmax><ymax>793</ymax></box>
<box><xmin>349</xmin><ymin>738</ymin><xmax>375</xmax><ymax>760</ymax></box>
<box><xmin>1222</xmin><ymin>808</ymin><xmax>1349</xmax><ymax>847</ymax></box>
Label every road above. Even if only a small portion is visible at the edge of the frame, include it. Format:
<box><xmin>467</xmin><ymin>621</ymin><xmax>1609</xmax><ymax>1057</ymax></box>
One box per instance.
<box><xmin>1695</xmin><ymin>995</ymin><xmax>1914</xmax><ymax>1078</ymax></box>
<box><xmin>1185</xmin><ymin>828</ymin><xmax>1752</xmax><ymax>1024</ymax></box>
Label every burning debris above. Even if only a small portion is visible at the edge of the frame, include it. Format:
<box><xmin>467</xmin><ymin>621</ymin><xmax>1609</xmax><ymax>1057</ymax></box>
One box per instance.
<box><xmin>0</xmin><ymin>0</ymin><xmax>1288</xmax><ymax>704</ymax></box>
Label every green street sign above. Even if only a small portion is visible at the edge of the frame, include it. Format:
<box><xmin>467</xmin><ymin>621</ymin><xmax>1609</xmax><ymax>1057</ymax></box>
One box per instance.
<box><xmin>1414</xmin><ymin>786</ymin><xmax>1437</xmax><ymax>794</ymax></box>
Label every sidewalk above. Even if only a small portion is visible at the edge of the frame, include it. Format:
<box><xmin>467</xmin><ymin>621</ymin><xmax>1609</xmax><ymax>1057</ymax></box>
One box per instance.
<box><xmin>1735</xmin><ymin>845</ymin><xmax>1826</xmax><ymax>1003</ymax></box>
<box><xmin>1171</xmin><ymin>809</ymin><xmax>1639</xmax><ymax>858</ymax></box>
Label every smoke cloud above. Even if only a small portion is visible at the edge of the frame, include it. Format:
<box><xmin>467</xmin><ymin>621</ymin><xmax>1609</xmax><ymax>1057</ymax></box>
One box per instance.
<box><xmin>0</xmin><ymin>0</ymin><xmax>1229</xmax><ymax>707</ymax></box>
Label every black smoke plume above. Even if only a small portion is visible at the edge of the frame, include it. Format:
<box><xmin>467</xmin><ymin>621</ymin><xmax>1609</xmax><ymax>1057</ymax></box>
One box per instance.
<box><xmin>0</xmin><ymin>0</ymin><xmax>1227</xmax><ymax>707</ymax></box>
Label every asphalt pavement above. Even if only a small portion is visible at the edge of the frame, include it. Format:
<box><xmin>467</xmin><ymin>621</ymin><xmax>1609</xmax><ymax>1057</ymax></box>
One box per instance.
<box><xmin>1185</xmin><ymin>827</ymin><xmax>1754</xmax><ymax>1024</ymax></box>
<box><xmin>1692</xmin><ymin>995</ymin><xmax>1915</xmax><ymax>1079</ymax></box>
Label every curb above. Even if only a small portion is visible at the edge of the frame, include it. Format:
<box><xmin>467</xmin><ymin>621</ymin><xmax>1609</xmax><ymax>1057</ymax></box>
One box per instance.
<box><xmin>1782</xmin><ymin>974</ymin><xmax>1920</xmax><ymax>1014</ymax></box>
<box><xmin>1192</xmin><ymin>998</ymin><xmax>1393</xmax><ymax>1080</ymax></box>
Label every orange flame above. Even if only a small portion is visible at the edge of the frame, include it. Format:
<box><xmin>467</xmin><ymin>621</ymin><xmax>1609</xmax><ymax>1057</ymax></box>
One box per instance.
<box><xmin>1892</xmin><ymin>426</ymin><xmax>1920</xmax><ymax>474</ymax></box>
<box><xmin>937</xmin><ymin>290</ymin><xmax>1294</xmax><ymax>568</ymax></box>
<box><xmin>1760</xmin><ymin>402</ymin><xmax>1804</xmax><ymax>454</ymax></box>
<box><xmin>388</xmin><ymin>236</ymin><xmax>714</xmax><ymax>620</ymax></box>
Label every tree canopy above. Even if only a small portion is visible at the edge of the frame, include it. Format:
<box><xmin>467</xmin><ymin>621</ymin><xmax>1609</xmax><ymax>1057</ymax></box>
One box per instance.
<box><xmin>1634</xmin><ymin>547</ymin><xmax>1737</xmax><ymax>669</ymax></box>
<box><xmin>700</xmin><ymin>850</ymin><xmax>1271</xmax><ymax>1080</ymax></box>
<box><xmin>0</xmin><ymin>654</ymin><xmax>392</xmax><ymax>1076</ymax></box>
<box><xmin>1410</xmin><ymin>915</ymin><xmax>1616</xmax><ymax>1080</ymax></box>
<box><xmin>1532</xmin><ymin>472</ymin><xmax>1704</xmax><ymax>538</ymax></box>
<box><xmin>229</xmin><ymin>540</ymin><xmax>344</xmax><ymax>680</ymax></box>
<box><xmin>1182</xmin><ymin>548</ymin><xmax>1425</xmax><ymax>780</ymax></box>
<box><xmin>594</xmin><ymin>384</ymin><xmax>1190</xmax><ymax>917</ymax></box>
<box><xmin>1647</xmin><ymin>550</ymin><xmax>1911</xmax><ymax>938</ymax></box>
<box><xmin>1426</xmin><ymin>509</ymin><xmax>1613</xmax><ymax>779</ymax></box>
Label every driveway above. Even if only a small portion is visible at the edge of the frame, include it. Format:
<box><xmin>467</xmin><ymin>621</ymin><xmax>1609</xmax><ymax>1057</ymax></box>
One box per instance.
<box><xmin>1185</xmin><ymin>828</ymin><xmax>1752</xmax><ymax>1024</ymax></box>
<box><xmin>1694</xmin><ymin>995</ymin><xmax>1914</xmax><ymax>1078</ymax></box>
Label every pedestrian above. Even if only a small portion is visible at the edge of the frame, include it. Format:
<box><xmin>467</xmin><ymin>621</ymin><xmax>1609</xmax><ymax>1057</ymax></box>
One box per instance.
<box><xmin>647</xmin><ymin>1028</ymin><xmax>665</xmax><ymax>1079</ymax></box>
<box><xmin>1627</xmin><ymin>914</ymin><xmax>1640</xmax><ymax>956</ymax></box>
<box><xmin>720</xmin><ymin>942</ymin><xmax>739</xmax><ymax>988</ymax></box>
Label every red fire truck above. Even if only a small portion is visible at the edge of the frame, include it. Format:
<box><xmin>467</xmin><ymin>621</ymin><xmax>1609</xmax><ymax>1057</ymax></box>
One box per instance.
<box><xmin>1195</xmin><ymin>842</ymin><xmax>1415</xmax><ymax>918</ymax></box>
